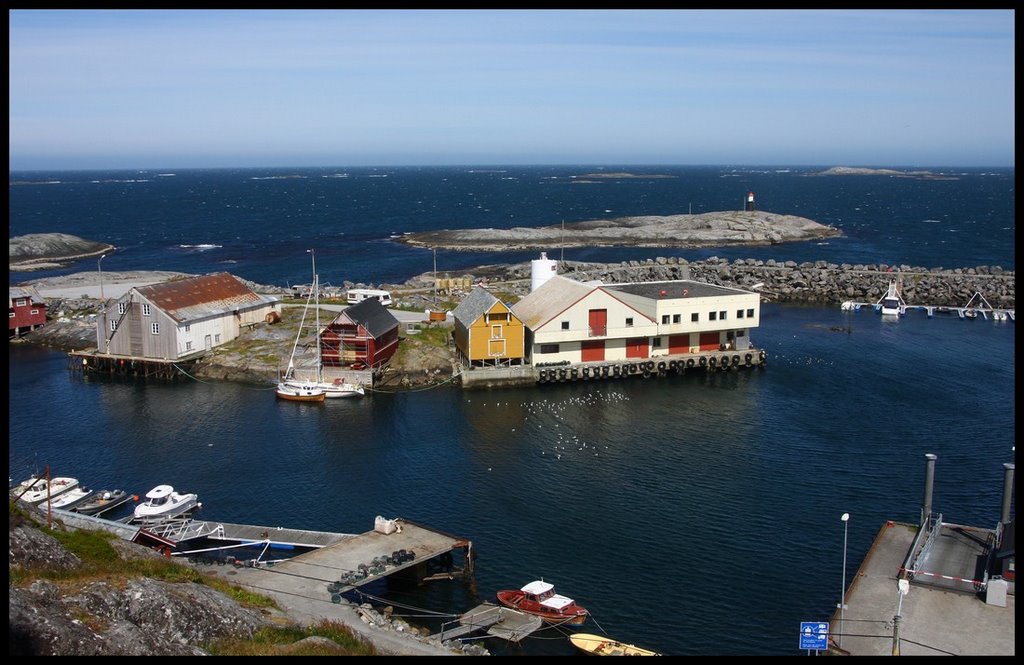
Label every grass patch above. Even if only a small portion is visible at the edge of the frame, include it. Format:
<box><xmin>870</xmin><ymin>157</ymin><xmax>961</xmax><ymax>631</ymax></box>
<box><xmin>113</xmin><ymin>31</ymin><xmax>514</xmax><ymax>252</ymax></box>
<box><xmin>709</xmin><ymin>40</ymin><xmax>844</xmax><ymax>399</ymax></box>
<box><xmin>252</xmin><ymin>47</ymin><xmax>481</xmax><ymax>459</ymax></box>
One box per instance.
<box><xmin>208</xmin><ymin>620</ymin><xmax>377</xmax><ymax>656</ymax></box>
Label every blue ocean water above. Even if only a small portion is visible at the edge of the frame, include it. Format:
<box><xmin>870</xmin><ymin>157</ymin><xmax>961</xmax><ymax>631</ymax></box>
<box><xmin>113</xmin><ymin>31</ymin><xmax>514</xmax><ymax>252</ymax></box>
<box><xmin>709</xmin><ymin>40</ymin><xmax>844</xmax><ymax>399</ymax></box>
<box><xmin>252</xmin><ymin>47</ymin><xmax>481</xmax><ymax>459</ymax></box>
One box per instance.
<box><xmin>7</xmin><ymin>166</ymin><xmax>1016</xmax><ymax>656</ymax></box>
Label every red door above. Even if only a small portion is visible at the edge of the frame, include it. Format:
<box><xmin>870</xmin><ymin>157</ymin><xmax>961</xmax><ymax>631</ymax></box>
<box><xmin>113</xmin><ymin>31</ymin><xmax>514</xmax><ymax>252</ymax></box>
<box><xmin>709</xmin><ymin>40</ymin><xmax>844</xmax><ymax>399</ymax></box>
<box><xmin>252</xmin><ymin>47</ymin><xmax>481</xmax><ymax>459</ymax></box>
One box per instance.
<box><xmin>581</xmin><ymin>340</ymin><xmax>605</xmax><ymax>362</ymax></box>
<box><xmin>588</xmin><ymin>309</ymin><xmax>607</xmax><ymax>337</ymax></box>
<box><xmin>699</xmin><ymin>332</ymin><xmax>720</xmax><ymax>351</ymax></box>
<box><xmin>625</xmin><ymin>337</ymin><xmax>648</xmax><ymax>359</ymax></box>
<box><xmin>669</xmin><ymin>334</ymin><xmax>689</xmax><ymax>354</ymax></box>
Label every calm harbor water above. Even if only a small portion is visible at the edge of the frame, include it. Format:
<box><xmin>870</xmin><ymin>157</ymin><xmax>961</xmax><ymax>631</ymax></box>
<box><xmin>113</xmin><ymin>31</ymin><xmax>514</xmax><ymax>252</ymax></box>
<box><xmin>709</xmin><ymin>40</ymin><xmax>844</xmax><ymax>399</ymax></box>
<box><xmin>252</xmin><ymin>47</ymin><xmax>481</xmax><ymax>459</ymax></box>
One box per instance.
<box><xmin>8</xmin><ymin>304</ymin><xmax>1014</xmax><ymax>655</ymax></box>
<box><xmin>8</xmin><ymin>165</ymin><xmax>1015</xmax><ymax>655</ymax></box>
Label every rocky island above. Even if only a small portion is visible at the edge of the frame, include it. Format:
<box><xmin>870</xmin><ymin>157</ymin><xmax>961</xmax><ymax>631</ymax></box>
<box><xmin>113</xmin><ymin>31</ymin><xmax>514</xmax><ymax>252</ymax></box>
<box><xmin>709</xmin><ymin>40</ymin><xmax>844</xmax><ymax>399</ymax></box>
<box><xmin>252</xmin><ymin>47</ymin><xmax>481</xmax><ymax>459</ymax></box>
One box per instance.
<box><xmin>813</xmin><ymin>166</ymin><xmax>957</xmax><ymax>180</ymax></box>
<box><xmin>395</xmin><ymin>210</ymin><xmax>841</xmax><ymax>252</ymax></box>
<box><xmin>10</xmin><ymin>233</ymin><xmax>115</xmax><ymax>271</ymax></box>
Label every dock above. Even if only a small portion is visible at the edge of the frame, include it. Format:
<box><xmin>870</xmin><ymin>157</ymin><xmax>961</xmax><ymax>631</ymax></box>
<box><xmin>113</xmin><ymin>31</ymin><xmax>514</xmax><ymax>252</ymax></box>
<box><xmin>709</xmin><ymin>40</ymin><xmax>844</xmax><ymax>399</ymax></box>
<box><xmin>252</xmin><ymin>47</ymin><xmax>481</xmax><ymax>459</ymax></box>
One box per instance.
<box><xmin>841</xmin><ymin>289</ymin><xmax>1014</xmax><ymax>322</ymax></box>
<box><xmin>431</xmin><ymin>602</ymin><xmax>543</xmax><ymax>643</ymax></box>
<box><xmin>195</xmin><ymin>517</ymin><xmax>473</xmax><ymax>596</ymax></box>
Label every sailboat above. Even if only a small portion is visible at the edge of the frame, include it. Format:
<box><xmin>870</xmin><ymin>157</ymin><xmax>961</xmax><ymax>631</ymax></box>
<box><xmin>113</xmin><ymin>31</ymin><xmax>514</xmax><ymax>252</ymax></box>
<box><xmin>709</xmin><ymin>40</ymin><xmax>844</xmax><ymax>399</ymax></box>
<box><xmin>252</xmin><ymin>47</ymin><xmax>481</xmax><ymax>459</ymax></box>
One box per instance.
<box><xmin>277</xmin><ymin>251</ymin><xmax>326</xmax><ymax>403</ymax></box>
<box><xmin>277</xmin><ymin>251</ymin><xmax>365</xmax><ymax>401</ymax></box>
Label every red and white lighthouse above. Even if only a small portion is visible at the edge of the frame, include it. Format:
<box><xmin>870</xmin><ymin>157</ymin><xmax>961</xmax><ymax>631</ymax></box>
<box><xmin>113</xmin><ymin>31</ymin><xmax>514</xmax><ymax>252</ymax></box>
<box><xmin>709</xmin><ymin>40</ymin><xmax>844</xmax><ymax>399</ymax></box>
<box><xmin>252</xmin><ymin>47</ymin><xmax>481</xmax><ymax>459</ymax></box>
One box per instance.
<box><xmin>745</xmin><ymin>191</ymin><xmax>755</xmax><ymax>212</ymax></box>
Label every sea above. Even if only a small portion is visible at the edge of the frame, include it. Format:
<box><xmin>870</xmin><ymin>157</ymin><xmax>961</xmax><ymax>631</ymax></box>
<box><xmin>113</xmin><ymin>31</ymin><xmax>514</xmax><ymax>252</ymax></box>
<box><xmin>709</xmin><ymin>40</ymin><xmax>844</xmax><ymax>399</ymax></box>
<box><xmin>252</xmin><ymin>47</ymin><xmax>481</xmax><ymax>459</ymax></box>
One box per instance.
<box><xmin>8</xmin><ymin>165</ymin><xmax>1016</xmax><ymax>655</ymax></box>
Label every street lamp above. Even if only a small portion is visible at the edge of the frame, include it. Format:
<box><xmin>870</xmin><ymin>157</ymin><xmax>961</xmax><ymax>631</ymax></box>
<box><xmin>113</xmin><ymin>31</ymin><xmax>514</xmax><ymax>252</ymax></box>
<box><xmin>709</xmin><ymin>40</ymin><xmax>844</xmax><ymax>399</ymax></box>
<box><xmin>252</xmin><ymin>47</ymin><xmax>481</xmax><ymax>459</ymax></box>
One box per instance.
<box><xmin>840</xmin><ymin>512</ymin><xmax>850</xmax><ymax>649</ymax></box>
<box><xmin>98</xmin><ymin>254</ymin><xmax>107</xmax><ymax>302</ymax></box>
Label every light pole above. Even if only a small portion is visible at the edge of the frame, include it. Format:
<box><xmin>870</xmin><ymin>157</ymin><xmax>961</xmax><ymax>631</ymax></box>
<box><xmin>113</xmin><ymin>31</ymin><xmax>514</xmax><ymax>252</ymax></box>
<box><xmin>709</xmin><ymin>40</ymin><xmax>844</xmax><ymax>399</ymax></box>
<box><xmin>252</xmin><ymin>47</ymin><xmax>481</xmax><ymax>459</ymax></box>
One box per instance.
<box><xmin>840</xmin><ymin>512</ymin><xmax>850</xmax><ymax>649</ymax></box>
<box><xmin>98</xmin><ymin>254</ymin><xmax>106</xmax><ymax>302</ymax></box>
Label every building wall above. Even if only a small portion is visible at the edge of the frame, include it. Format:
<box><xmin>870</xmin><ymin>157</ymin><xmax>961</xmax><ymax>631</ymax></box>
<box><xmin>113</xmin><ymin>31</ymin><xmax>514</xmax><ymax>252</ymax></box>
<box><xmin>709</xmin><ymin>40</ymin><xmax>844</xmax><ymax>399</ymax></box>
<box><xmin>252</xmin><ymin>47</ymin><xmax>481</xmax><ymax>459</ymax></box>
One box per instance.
<box><xmin>97</xmin><ymin>291</ymin><xmax>273</xmax><ymax>359</ymax></box>
<box><xmin>9</xmin><ymin>299</ymin><xmax>46</xmax><ymax>332</ymax></box>
<box><xmin>529</xmin><ymin>289</ymin><xmax>760</xmax><ymax>364</ymax></box>
<box><xmin>464</xmin><ymin>302</ymin><xmax>525</xmax><ymax>364</ymax></box>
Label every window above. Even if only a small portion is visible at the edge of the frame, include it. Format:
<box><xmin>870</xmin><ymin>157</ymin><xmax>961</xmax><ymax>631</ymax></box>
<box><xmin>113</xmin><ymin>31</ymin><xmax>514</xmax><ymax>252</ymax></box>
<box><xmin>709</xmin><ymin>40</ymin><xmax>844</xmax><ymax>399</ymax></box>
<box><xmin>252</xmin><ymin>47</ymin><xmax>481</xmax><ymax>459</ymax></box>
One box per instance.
<box><xmin>110</xmin><ymin>320</ymin><xmax>116</xmax><ymax>331</ymax></box>
<box><xmin>185</xmin><ymin>324</ymin><xmax>190</xmax><ymax>332</ymax></box>
<box><xmin>719</xmin><ymin>310</ymin><xmax>727</xmax><ymax>320</ymax></box>
<box><xmin>747</xmin><ymin>308</ymin><xmax>755</xmax><ymax>318</ymax></box>
<box><xmin>215</xmin><ymin>334</ymin><xmax>221</xmax><ymax>343</ymax></box>
<box><xmin>737</xmin><ymin>309</ymin><xmax>745</xmax><ymax>319</ymax></box>
<box><xmin>118</xmin><ymin>303</ymin><xmax>126</xmax><ymax>315</ymax></box>
<box><xmin>661</xmin><ymin>315</ymin><xmax>669</xmax><ymax>324</ymax></box>
<box><xmin>540</xmin><ymin>344</ymin><xmax>559</xmax><ymax>354</ymax></box>
<box><xmin>673</xmin><ymin>314</ymin><xmax>681</xmax><ymax>323</ymax></box>
<box><xmin>625</xmin><ymin>317</ymin><xmax>633</xmax><ymax>327</ymax></box>
<box><xmin>8</xmin><ymin>312</ymin><xmax>14</xmax><ymax>318</ymax></box>
<box><xmin>653</xmin><ymin>337</ymin><xmax>661</xmax><ymax>347</ymax></box>
<box><xmin>185</xmin><ymin>341</ymin><xmax>193</xmax><ymax>351</ymax></box>
<box><xmin>691</xmin><ymin>313</ymin><xmax>699</xmax><ymax>322</ymax></box>
<box><xmin>151</xmin><ymin>323</ymin><xmax>160</xmax><ymax>335</ymax></box>
<box><xmin>561</xmin><ymin>321</ymin><xmax>570</xmax><ymax>330</ymax></box>
<box><xmin>30</xmin><ymin>309</ymin><xmax>39</xmax><ymax>315</ymax></box>
<box><xmin>143</xmin><ymin>304</ymin><xmax>151</xmax><ymax>316</ymax></box>
<box><xmin>709</xmin><ymin>311</ymin><xmax>717</xmax><ymax>321</ymax></box>
<box><xmin>15</xmin><ymin>299</ymin><xmax>26</xmax><ymax>307</ymax></box>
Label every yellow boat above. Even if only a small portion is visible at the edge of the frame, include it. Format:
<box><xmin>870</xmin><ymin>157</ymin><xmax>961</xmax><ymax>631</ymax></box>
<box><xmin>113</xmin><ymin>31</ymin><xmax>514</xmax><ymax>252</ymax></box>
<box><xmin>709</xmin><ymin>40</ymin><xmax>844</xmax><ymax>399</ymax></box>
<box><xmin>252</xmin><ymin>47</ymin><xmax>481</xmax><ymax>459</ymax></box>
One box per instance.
<box><xmin>569</xmin><ymin>633</ymin><xmax>662</xmax><ymax>656</ymax></box>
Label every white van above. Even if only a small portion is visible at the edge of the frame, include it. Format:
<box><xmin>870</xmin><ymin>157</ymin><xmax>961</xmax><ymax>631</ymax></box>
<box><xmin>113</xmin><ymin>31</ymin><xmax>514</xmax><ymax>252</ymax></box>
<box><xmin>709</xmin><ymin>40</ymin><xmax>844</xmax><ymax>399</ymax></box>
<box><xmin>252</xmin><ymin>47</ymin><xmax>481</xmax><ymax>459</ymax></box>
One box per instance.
<box><xmin>346</xmin><ymin>288</ymin><xmax>393</xmax><ymax>307</ymax></box>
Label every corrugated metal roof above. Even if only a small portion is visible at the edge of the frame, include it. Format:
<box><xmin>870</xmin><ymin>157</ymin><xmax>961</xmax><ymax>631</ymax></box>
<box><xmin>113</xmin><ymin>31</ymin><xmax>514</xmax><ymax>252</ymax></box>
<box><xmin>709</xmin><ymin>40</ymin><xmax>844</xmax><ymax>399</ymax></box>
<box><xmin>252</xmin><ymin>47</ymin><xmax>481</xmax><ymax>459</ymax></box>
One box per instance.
<box><xmin>9</xmin><ymin>286</ymin><xmax>45</xmax><ymax>305</ymax></box>
<box><xmin>511</xmin><ymin>275</ymin><xmax>596</xmax><ymax>330</ymax></box>
<box><xmin>451</xmin><ymin>285</ymin><xmax>500</xmax><ymax>326</ymax></box>
<box><xmin>133</xmin><ymin>272</ymin><xmax>277</xmax><ymax>323</ymax></box>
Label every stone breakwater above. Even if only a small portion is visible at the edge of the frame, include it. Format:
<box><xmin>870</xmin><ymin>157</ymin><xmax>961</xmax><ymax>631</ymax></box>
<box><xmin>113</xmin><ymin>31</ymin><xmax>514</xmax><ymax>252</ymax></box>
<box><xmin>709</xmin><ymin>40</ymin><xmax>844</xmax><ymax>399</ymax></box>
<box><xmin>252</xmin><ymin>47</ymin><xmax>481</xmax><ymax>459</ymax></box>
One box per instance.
<box><xmin>456</xmin><ymin>257</ymin><xmax>1014</xmax><ymax>309</ymax></box>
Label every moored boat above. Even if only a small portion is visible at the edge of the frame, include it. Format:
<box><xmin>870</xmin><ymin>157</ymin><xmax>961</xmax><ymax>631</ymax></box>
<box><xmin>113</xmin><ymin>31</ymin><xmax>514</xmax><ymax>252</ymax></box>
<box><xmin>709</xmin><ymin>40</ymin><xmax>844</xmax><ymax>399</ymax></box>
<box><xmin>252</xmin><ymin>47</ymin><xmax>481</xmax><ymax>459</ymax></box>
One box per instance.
<box><xmin>48</xmin><ymin>485</ymin><xmax>95</xmax><ymax>510</ymax></box>
<box><xmin>496</xmin><ymin>580</ymin><xmax>589</xmax><ymax>625</ymax></box>
<box><xmin>73</xmin><ymin>489</ymin><xmax>135</xmax><ymax>516</ymax></box>
<box><xmin>569</xmin><ymin>632</ymin><xmax>662</xmax><ymax>656</ymax></box>
<box><xmin>133</xmin><ymin>485</ymin><xmax>200</xmax><ymax>522</ymax></box>
<box><xmin>320</xmin><ymin>377</ymin><xmax>365</xmax><ymax>398</ymax></box>
<box><xmin>14</xmin><ymin>477</ymin><xmax>79</xmax><ymax>505</ymax></box>
<box><xmin>276</xmin><ymin>380</ymin><xmax>326</xmax><ymax>402</ymax></box>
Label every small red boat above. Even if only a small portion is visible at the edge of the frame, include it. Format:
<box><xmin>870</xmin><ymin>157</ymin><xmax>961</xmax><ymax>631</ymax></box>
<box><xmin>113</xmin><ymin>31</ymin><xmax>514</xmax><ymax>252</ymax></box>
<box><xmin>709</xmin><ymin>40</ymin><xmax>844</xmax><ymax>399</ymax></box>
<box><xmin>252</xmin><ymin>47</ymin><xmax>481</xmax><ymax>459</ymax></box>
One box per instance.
<box><xmin>496</xmin><ymin>580</ymin><xmax>589</xmax><ymax>625</ymax></box>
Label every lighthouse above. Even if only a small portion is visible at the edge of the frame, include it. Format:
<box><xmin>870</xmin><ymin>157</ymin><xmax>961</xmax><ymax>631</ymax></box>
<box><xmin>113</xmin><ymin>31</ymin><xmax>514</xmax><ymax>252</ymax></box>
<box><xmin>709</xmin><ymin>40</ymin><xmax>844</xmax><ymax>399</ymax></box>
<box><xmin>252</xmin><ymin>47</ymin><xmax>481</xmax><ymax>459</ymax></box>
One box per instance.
<box><xmin>745</xmin><ymin>191</ymin><xmax>756</xmax><ymax>212</ymax></box>
<box><xmin>531</xmin><ymin>252</ymin><xmax>558</xmax><ymax>292</ymax></box>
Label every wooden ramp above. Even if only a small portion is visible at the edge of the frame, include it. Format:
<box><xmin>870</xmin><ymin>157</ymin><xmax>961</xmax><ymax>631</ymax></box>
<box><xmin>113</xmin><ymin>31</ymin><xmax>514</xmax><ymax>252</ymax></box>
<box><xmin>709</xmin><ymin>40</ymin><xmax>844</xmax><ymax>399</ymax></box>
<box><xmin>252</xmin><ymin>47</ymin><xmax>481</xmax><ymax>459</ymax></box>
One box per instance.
<box><xmin>432</xmin><ymin>602</ymin><xmax>542</xmax><ymax>643</ymax></box>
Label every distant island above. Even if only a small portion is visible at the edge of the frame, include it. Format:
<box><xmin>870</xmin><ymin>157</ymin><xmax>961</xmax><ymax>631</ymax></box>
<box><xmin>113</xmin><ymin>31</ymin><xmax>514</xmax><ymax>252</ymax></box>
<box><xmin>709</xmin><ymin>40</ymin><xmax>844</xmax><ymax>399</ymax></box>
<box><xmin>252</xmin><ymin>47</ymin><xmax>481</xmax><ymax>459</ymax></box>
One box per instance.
<box><xmin>813</xmin><ymin>167</ymin><xmax>958</xmax><ymax>180</ymax></box>
<box><xmin>571</xmin><ymin>172</ymin><xmax>677</xmax><ymax>181</ymax></box>
<box><xmin>9</xmin><ymin>233</ymin><xmax>115</xmax><ymax>271</ymax></box>
<box><xmin>394</xmin><ymin>210</ymin><xmax>842</xmax><ymax>252</ymax></box>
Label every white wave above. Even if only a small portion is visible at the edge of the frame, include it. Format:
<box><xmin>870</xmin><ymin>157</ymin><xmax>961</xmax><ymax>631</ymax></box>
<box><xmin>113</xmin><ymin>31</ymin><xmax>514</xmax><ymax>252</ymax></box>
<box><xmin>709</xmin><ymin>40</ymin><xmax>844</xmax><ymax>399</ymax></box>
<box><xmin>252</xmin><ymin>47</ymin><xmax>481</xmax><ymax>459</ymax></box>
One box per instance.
<box><xmin>178</xmin><ymin>244</ymin><xmax>222</xmax><ymax>250</ymax></box>
<box><xmin>157</xmin><ymin>173</ymin><xmax>176</xmax><ymax>177</ymax></box>
<box><xmin>922</xmin><ymin>219</ymin><xmax>941</xmax><ymax>223</ymax></box>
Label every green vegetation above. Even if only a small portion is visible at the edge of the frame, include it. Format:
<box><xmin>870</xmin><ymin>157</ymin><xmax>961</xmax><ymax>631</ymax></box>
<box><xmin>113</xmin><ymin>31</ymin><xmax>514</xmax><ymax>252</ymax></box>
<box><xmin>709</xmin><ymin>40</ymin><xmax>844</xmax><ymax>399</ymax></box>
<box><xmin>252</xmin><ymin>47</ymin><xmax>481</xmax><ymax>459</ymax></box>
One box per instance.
<box><xmin>208</xmin><ymin>620</ymin><xmax>377</xmax><ymax>656</ymax></box>
<box><xmin>9</xmin><ymin>503</ymin><xmax>376</xmax><ymax>655</ymax></box>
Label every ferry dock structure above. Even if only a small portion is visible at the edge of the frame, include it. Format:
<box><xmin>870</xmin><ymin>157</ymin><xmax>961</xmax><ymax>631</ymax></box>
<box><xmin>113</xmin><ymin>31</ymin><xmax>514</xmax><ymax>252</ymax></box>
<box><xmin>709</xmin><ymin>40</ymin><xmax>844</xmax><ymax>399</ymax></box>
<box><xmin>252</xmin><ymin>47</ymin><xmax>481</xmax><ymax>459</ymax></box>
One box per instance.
<box><xmin>825</xmin><ymin>456</ymin><xmax>1014</xmax><ymax>656</ymax></box>
<box><xmin>841</xmin><ymin>287</ymin><xmax>1015</xmax><ymax>322</ymax></box>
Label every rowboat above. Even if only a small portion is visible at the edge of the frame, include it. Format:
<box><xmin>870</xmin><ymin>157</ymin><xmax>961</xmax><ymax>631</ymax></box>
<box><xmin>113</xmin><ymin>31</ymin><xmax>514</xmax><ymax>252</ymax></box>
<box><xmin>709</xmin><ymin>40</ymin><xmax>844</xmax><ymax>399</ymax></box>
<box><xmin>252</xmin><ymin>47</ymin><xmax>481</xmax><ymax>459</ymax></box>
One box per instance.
<box><xmin>569</xmin><ymin>632</ymin><xmax>662</xmax><ymax>656</ymax></box>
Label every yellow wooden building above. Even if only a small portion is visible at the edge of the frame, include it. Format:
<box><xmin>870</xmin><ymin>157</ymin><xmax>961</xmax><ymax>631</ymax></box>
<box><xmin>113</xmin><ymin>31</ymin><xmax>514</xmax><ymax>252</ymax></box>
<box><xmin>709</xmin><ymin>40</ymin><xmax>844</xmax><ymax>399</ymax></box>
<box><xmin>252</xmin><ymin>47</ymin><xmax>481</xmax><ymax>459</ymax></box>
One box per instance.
<box><xmin>451</xmin><ymin>285</ymin><xmax>526</xmax><ymax>367</ymax></box>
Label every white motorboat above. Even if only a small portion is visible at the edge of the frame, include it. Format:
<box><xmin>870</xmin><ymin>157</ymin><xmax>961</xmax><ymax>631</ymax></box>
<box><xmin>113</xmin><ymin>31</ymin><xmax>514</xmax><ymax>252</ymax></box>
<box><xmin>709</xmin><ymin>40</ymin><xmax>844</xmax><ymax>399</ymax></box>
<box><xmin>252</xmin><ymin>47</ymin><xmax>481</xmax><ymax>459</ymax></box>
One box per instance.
<box><xmin>49</xmin><ymin>485</ymin><xmax>96</xmax><ymax>510</ymax></box>
<box><xmin>877</xmin><ymin>278</ymin><xmax>906</xmax><ymax>317</ymax></box>
<box><xmin>14</xmin><ymin>477</ymin><xmax>79</xmax><ymax>505</ymax></box>
<box><xmin>133</xmin><ymin>485</ymin><xmax>200</xmax><ymax>522</ymax></box>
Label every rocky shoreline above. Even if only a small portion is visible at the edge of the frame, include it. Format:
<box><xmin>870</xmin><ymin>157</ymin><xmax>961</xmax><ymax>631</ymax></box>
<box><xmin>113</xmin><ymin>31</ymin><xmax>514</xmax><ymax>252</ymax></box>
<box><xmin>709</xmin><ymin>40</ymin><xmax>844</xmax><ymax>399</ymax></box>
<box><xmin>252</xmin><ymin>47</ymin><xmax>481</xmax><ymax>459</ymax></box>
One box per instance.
<box><xmin>14</xmin><ymin>256</ymin><xmax>1014</xmax><ymax>391</ymax></box>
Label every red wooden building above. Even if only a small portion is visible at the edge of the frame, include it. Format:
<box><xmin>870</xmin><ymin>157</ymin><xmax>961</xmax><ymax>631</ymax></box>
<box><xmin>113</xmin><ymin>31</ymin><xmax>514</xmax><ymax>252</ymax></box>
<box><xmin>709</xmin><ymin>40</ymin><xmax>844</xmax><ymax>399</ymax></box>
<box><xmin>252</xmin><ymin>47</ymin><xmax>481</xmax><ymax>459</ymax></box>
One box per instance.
<box><xmin>9</xmin><ymin>287</ymin><xmax>47</xmax><ymax>338</ymax></box>
<box><xmin>320</xmin><ymin>297</ymin><xmax>400</xmax><ymax>370</ymax></box>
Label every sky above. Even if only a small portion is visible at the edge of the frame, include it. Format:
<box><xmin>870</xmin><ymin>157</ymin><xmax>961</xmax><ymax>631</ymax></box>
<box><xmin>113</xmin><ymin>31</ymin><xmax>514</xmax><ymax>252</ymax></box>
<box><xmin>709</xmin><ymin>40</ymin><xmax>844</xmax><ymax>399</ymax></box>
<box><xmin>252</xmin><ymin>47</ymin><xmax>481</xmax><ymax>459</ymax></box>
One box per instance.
<box><xmin>8</xmin><ymin>9</ymin><xmax>1016</xmax><ymax>170</ymax></box>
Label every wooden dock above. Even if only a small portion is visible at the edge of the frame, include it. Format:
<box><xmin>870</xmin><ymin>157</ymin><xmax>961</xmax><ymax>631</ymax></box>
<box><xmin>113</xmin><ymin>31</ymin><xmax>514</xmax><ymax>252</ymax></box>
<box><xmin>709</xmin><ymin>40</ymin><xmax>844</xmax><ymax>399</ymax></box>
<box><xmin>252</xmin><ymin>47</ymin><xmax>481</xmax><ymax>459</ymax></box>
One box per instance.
<box><xmin>197</xmin><ymin>517</ymin><xmax>473</xmax><ymax>598</ymax></box>
<box><xmin>431</xmin><ymin>602</ymin><xmax>543</xmax><ymax>643</ymax></box>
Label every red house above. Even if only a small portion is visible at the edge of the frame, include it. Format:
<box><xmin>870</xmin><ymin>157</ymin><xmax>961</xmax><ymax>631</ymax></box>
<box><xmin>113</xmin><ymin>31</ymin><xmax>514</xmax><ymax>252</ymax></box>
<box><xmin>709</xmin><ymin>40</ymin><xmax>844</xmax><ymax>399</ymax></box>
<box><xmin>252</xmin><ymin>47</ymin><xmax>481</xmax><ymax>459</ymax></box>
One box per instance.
<box><xmin>320</xmin><ymin>298</ymin><xmax>400</xmax><ymax>370</ymax></box>
<box><xmin>9</xmin><ymin>287</ymin><xmax>47</xmax><ymax>338</ymax></box>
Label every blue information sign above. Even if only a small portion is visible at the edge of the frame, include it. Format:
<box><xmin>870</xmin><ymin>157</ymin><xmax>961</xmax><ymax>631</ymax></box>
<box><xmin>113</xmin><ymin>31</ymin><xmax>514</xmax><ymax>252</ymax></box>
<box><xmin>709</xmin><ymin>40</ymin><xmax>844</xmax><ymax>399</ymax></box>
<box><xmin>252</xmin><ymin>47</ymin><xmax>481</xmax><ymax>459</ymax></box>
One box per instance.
<box><xmin>799</xmin><ymin>621</ymin><xmax>829</xmax><ymax>651</ymax></box>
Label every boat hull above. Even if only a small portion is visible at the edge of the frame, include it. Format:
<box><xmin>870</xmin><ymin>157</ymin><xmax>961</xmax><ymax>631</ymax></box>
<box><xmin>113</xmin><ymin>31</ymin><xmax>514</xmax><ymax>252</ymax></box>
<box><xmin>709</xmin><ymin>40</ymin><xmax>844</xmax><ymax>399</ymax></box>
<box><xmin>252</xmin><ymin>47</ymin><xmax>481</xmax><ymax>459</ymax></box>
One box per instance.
<box><xmin>276</xmin><ymin>383</ymin><xmax>326</xmax><ymax>402</ymax></box>
<box><xmin>569</xmin><ymin>633</ymin><xmax>661</xmax><ymax>656</ymax></box>
<box><xmin>496</xmin><ymin>590</ymin><xmax>589</xmax><ymax>625</ymax></box>
<box><xmin>73</xmin><ymin>489</ymin><xmax>133</xmax><ymax>516</ymax></box>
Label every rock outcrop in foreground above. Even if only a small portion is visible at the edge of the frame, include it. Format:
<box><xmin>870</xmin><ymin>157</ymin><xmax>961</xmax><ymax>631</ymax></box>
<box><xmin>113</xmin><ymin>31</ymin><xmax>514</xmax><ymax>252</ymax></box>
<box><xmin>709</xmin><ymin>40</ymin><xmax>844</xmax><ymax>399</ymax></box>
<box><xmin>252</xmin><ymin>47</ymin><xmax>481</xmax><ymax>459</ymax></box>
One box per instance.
<box><xmin>396</xmin><ymin>210</ymin><xmax>841</xmax><ymax>251</ymax></box>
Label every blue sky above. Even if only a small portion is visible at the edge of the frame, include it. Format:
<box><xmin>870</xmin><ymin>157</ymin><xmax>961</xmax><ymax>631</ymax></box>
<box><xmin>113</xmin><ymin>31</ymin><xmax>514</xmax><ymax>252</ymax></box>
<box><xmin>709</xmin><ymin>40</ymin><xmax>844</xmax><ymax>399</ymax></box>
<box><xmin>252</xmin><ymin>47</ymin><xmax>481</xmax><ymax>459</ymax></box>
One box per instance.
<box><xmin>8</xmin><ymin>9</ymin><xmax>1015</xmax><ymax>170</ymax></box>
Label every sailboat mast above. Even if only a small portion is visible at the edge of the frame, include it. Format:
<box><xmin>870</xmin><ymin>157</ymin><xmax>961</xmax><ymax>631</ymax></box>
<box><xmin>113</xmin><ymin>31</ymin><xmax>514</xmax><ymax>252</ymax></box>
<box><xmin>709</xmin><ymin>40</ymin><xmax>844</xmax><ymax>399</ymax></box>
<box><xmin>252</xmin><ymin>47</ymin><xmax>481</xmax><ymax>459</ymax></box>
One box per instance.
<box><xmin>310</xmin><ymin>249</ymin><xmax>322</xmax><ymax>383</ymax></box>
